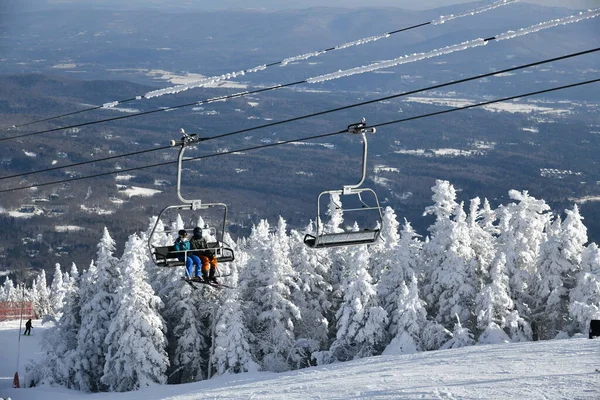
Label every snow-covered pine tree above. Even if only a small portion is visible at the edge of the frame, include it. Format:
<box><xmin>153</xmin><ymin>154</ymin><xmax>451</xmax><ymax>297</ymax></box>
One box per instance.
<box><xmin>102</xmin><ymin>233</ymin><xmax>168</xmax><ymax>391</ymax></box>
<box><xmin>369</xmin><ymin>206</ymin><xmax>401</xmax><ymax>282</ymax></box>
<box><xmin>0</xmin><ymin>278</ymin><xmax>17</xmax><ymax>302</ymax></box>
<box><xmin>33</xmin><ymin>269</ymin><xmax>52</xmax><ymax>317</ymax></box>
<box><xmin>210</xmin><ymin>248</ymin><xmax>259</xmax><ymax>376</ymax></box>
<box><xmin>422</xmin><ymin>181</ymin><xmax>478</xmax><ymax>332</ymax></box>
<box><xmin>49</xmin><ymin>263</ymin><xmax>66</xmax><ymax>319</ymax></box>
<box><xmin>75</xmin><ymin>227</ymin><xmax>121</xmax><ymax>392</ymax></box>
<box><xmin>27</xmin><ymin>263</ymin><xmax>82</xmax><ymax>388</ymax></box>
<box><xmin>328</xmin><ymin>237</ymin><xmax>387</xmax><ymax>361</ymax></box>
<box><xmin>380</xmin><ymin>219</ymin><xmax>428</xmax><ymax>355</ymax></box>
<box><xmin>468</xmin><ymin>197</ymin><xmax>497</xmax><ymax>291</ymax></box>
<box><xmin>496</xmin><ymin>190</ymin><xmax>551</xmax><ymax>324</ymax></box>
<box><xmin>289</xmin><ymin>225</ymin><xmax>332</xmax><ymax>368</ymax></box>
<box><xmin>569</xmin><ymin>242</ymin><xmax>600</xmax><ymax>334</ymax></box>
<box><xmin>533</xmin><ymin>205</ymin><xmax>587</xmax><ymax>339</ymax></box>
<box><xmin>475</xmin><ymin>252</ymin><xmax>513</xmax><ymax>344</ymax></box>
<box><xmin>440</xmin><ymin>314</ymin><xmax>475</xmax><ymax>349</ymax></box>
<box><xmin>240</xmin><ymin>219</ymin><xmax>300</xmax><ymax>372</ymax></box>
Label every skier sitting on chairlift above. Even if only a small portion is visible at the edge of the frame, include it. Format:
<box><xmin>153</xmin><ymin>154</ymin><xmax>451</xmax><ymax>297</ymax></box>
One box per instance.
<box><xmin>174</xmin><ymin>229</ymin><xmax>202</xmax><ymax>280</ymax></box>
<box><xmin>190</xmin><ymin>226</ymin><xmax>219</xmax><ymax>284</ymax></box>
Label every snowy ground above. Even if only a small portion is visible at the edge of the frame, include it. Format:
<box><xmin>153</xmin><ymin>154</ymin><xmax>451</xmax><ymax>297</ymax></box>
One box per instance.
<box><xmin>1</xmin><ymin>319</ymin><xmax>599</xmax><ymax>400</ymax></box>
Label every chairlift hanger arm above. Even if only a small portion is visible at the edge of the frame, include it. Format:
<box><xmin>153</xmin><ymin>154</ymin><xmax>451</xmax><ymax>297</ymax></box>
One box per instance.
<box><xmin>344</xmin><ymin>118</ymin><xmax>376</xmax><ymax>194</ymax></box>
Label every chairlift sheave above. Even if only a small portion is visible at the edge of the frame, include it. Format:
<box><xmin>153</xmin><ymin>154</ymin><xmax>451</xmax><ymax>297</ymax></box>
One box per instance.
<box><xmin>148</xmin><ymin>129</ymin><xmax>235</xmax><ymax>267</ymax></box>
<box><xmin>304</xmin><ymin>118</ymin><xmax>383</xmax><ymax>248</ymax></box>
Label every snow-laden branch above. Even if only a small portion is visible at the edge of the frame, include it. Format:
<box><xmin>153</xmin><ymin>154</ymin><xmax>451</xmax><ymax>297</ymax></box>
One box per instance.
<box><xmin>307</xmin><ymin>39</ymin><xmax>488</xmax><ymax>84</ymax></box>
<box><xmin>433</xmin><ymin>0</ymin><xmax>519</xmax><ymax>25</ymax></box>
<box><xmin>496</xmin><ymin>8</ymin><xmax>600</xmax><ymax>41</ymax></box>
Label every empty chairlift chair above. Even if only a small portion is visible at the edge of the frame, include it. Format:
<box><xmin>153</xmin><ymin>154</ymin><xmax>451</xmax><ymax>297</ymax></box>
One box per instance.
<box><xmin>304</xmin><ymin>118</ymin><xmax>383</xmax><ymax>248</ymax></box>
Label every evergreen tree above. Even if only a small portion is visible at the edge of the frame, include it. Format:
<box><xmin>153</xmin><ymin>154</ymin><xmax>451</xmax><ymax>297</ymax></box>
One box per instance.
<box><xmin>379</xmin><ymin>220</ymin><xmax>428</xmax><ymax>355</ymax></box>
<box><xmin>241</xmin><ymin>219</ymin><xmax>300</xmax><ymax>372</ymax></box>
<box><xmin>422</xmin><ymin>183</ymin><xmax>478</xmax><ymax>332</ymax></box>
<box><xmin>289</xmin><ymin>226</ymin><xmax>332</xmax><ymax>368</ymax></box>
<box><xmin>496</xmin><ymin>190</ymin><xmax>551</xmax><ymax>324</ymax></box>
<box><xmin>475</xmin><ymin>252</ymin><xmax>514</xmax><ymax>344</ymax></box>
<box><xmin>329</xmin><ymin>242</ymin><xmax>387</xmax><ymax>361</ymax></box>
<box><xmin>440</xmin><ymin>314</ymin><xmax>475</xmax><ymax>349</ymax></box>
<box><xmin>369</xmin><ymin>206</ymin><xmax>401</xmax><ymax>281</ymax></box>
<box><xmin>49</xmin><ymin>263</ymin><xmax>66</xmax><ymax>319</ymax></box>
<box><xmin>534</xmin><ymin>206</ymin><xmax>587</xmax><ymax>339</ymax></box>
<box><xmin>75</xmin><ymin>227</ymin><xmax>121</xmax><ymax>392</ymax></box>
<box><xmin>210</xmin><ymin>249</ymin><xmax>259</xmax><ymax>376</ymax></box>
<box><xmin>32</xmin><ymin>270</ymin><xmax>52</xmax><ymax>317</ymax></box>
<box><xmin>569</xmin><ymin>243</ymin><xmax>600</xmax><ymax>333</ymax></box>
<box><xmin>27</xmin><ymin>263</ymin><xmax>82</xmax><ymax>388</ymax></box>
<box><xmin>102</xmin><ymin>233</ymin><xmax>168</xmax><ymax>391</ymax></box>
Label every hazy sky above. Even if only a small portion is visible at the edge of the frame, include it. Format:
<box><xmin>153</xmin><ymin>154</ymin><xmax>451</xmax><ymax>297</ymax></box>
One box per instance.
<box><xmin>44</xmin><ymin>0</ymin><xmax>598</xmax><ymax>10</ymax></box>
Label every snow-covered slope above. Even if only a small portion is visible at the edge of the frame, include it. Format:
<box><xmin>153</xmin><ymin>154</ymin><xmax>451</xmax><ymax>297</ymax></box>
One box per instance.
<box><xmin>1</xmin><ymin>319</ymin><xmax>598</xmax><ymax>400</ymax></box>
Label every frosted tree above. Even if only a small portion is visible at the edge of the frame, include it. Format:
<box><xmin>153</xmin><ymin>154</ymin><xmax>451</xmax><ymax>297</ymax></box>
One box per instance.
<box><xmin>102</xmin><ymin>233</ymin><xmax>168</xmax><ymax>392</ymax></box>
<box><xmin>475</xmin><ymin>252</ymin><xmax>514</xmax><ymax>344</ymax></box>
<box><xmin>27</xmin><ymin>263</ymin><xmax>82</xmax><ymax>388</ymax></box>
<box><xmin>440</xmin><ymin>314</ymin><xmax>475</xmax><ymax>349</ymax></box>
<box><xmin>210</xmin><ymin>249</ymin><xmax>259</xmax><ymax>376</ymax></box>
<box><xmin>328</xmin><ymin>241</ymin><xmax>387</xmax><ymax>361</ymax></box>
<box><xmin>369</xmin><ymin>206</ymin><xmax>401</xmax><ymax>281</ymax></box>
<box><xmin>75</xmin><ymin>227</ymin><xmax>121</xmax><ymax>392</ymax></box>
<box><xmin>240</xmin><ymin>219</ymin><xmax>300</xmax><ymax>372</ymax></box>
<box><xmin>289</xmin><ymin>225</ymin><xmax>332</xmax><ymax>367</ymax></box>
<box><xmin>1</xmin><ymin>278</ymin><xmax>18</xmax><ymax>302</ymax></box>
<box><xmin>33</xmin><ymin>270</ymin><xmax>52</xmax><ymax>317</ymax></box>
<box><xmin>496</xmin><ymin>190</ymin><xmax>551</xmax><ymax>320</ymax></box>
<box><xmin>49</xmin><ymin>263</ymin><xmax>66</xmax><ymax>319</ymax></box>
<box><xmin>569</xmin><ymin>243</ymin><xmax>600</xmax><ymax>334</ymax></box>
<box><xmin>468</xmin><ymin>197</ymin><xmax>497</xmax><ymax>287</ymax></box>
<box><xmin>380</xmin><ymin>220</ymin><xmax>428</xmax><ymax>355</ymax></box>
<box><xmin>422</xmin><ymin>182</ymin><xmax>478</xmax><ymax>331</ymax></box>
<box><xmin>322</xmin><ymin>193</ymin><xmax>348</xmax><ymax>291</ymax></box>
<box><xmin>534</xmin><ymin>206</ymin><xmax>587</xmax><ymax>339</ymax></box>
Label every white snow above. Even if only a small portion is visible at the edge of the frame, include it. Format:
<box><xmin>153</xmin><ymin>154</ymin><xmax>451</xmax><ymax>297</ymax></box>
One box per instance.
<box><xmin>115</xmin><ymin>174</ymin><xmax>136</xmax><ymax>181</ymax></box>
<box><xmin>374</xmin><ymin>165</ymin><xmax>400</xmax><ymax>173</ymax></box>
<box><xmin>54</xmin><ymin>225</ymin><xmax>85</xmax><ymax>232</ymax></box>
<box><xmin>116</xmin><ymin>185</ymin><xmax>162</xmax><ymax>198</ymax></box>
<box><xmin>23</xmin><ymin>150</ymin><xmax>36</xmax><ymax>158</ymax></box>
<box><xmin>403</xmin><ymin>96</ymin><xmax>573</xmax><ymax>115</ymax></box>
<box><xmin>522</xmin><ymin>127</ymin><xmax>539</xmax><ymax>133</ymax></box>
<box><xmin>1</xmin><ymin>319</ymin><xmax>598</xmax><ymax>399</ymax></box>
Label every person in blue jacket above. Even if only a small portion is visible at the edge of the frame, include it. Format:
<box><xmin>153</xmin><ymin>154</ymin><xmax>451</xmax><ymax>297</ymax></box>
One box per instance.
<box><xmin>174</xmin><ymin>229</ymin><xmax>202</xmax><ymax>279</ymax></box>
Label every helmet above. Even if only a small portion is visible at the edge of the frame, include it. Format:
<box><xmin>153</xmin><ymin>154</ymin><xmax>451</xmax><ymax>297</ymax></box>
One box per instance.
<box><xmin>178</xmin><ymin>229</ymin><xmax>187</xmax><ymax>237</ymax></box>
<box><xmin>193</xmin><ymin>226</ymin><xmax>202</xmax><ymax>236</ymax></box>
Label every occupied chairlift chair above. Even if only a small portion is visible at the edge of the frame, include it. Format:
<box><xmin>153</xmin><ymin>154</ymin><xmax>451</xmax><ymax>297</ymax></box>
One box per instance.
<box><xmin>148</xmin><ymin>130</ymin><xmax>235</xmax><ymax>268</ymax></box>
<box><xmin>304</xmin><ymin>118</ymin><xmax>383</xmax><ymax>248</ymax></box>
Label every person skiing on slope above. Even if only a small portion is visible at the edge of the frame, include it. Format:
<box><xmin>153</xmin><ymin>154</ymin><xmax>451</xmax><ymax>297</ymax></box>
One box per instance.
<box><xmin>24</xmin><ymin>319</ymin><xmax>32</xmax><ymax>336</ymax></box>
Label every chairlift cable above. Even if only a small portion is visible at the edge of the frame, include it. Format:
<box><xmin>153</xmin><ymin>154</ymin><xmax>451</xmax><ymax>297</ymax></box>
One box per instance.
<box><xmin>0</xmin><ymin>47</ymin><xmax>598</xmax><ymax>182</ymax></box>
<box><xmin>0</xmin><ymin>0</ymin><xmax>519</xmax><ymax>131</ymax></box>
<box><xmin>7</xmin><ymin>1</ymin><xmax>576</xmax><ymax>142</ymax></box>
<box><xmin>1</xmin><ymin>77</ymin><xmax>596</xmax><ymax>194</ymax></box>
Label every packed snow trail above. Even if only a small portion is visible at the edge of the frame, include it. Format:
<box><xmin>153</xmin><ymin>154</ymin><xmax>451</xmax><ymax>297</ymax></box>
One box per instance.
<box><xmin>307</xmin><ymin>8</ymin><xmax>600</xmax><ymax>83</ymax></box>
<box><xmin>1</xmin><ymin>320</ymin><xmax>599</xmax><ymax>399</ymax></box>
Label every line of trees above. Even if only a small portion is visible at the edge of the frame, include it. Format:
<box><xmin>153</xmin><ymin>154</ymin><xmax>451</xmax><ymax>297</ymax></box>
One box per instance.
<box><xmin>12</xmin><ymin>180</ymin><xmax>599</xmax><ymax>392</ymax></box>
